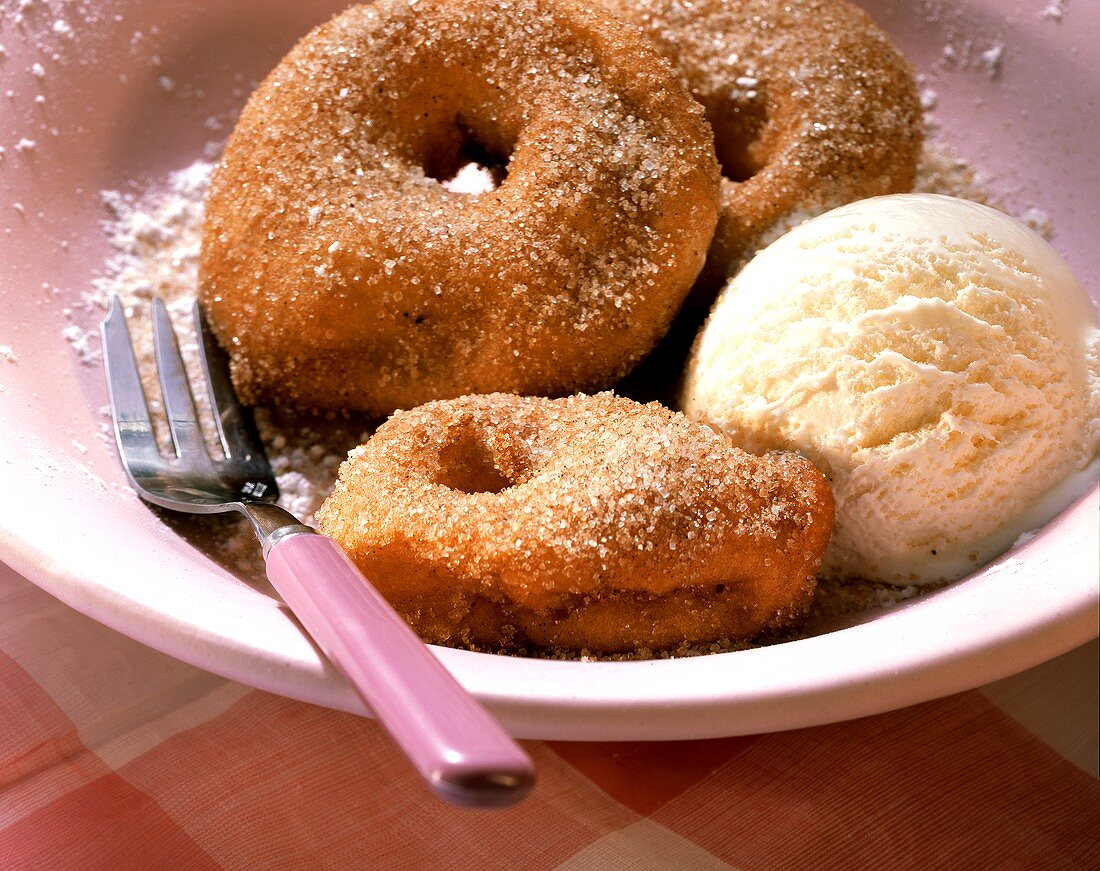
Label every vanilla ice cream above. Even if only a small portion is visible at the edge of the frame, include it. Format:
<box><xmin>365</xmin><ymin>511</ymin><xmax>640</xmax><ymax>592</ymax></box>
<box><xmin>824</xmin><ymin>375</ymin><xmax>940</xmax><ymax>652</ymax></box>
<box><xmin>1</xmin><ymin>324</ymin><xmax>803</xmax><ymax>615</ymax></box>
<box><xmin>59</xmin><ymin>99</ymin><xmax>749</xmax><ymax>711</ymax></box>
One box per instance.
<box><xmin>681</xmin><ymin>194</ymin><xmax>1100</xmax><ymax>585</ymax></box>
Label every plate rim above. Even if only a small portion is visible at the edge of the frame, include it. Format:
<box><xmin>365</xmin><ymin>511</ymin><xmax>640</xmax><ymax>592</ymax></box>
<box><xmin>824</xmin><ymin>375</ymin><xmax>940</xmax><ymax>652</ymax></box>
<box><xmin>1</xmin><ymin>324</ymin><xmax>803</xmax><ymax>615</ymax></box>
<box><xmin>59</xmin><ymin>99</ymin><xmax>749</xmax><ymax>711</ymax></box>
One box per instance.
<box><xmin>2</xmin><ymin>473</ymin><xmax>1095</xmax><ymax>741</ymax></box>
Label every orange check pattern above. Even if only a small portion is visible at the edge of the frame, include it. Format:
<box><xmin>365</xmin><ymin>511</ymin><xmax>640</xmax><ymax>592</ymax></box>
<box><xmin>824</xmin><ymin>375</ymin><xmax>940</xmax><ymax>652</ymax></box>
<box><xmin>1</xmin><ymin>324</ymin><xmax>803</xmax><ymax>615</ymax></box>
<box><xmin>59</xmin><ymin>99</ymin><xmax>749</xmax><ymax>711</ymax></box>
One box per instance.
<box><xmin>1</xmin><ymin>560</ymin><xmax>1096</xmax><ymax>870</ymax></box>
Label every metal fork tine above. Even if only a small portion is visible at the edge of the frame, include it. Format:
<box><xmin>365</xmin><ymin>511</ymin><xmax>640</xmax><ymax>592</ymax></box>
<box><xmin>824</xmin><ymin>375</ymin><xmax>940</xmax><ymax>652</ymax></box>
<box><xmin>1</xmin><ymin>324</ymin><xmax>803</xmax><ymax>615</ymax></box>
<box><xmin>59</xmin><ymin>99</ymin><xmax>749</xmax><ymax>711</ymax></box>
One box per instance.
<box><xmin>151</xmin><ymin>297</ymin><xmax>209</xmax><ymax>460</ymax></box>
<box><xmin>192</xmin><ymin>301</ymin><xmax>266</xmax><ymax>465</ymax></box>
<box><xmin>101</xmin><ymin>295</ymin><xmax>161</xmax><ymax>464</ymax></box>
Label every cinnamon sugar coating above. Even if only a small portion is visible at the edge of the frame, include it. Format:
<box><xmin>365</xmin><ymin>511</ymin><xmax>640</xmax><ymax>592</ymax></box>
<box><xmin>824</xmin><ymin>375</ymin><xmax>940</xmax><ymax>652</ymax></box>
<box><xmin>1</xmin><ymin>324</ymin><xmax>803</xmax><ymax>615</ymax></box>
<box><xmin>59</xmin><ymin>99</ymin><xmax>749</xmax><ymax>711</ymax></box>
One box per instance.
<box><xmin>200</xmin><ymin>0</ymin><xmax>720</xmax><ymax>414</ymax></box>
<box><xmin>600</xmin><ymin>0</ymin><xmax>922</xmax><ymax>298</ymax></box>
<box><xmin>317</xmin><ymin>393</ymin><xmax>834</xmax><ymax>652</ymax></box>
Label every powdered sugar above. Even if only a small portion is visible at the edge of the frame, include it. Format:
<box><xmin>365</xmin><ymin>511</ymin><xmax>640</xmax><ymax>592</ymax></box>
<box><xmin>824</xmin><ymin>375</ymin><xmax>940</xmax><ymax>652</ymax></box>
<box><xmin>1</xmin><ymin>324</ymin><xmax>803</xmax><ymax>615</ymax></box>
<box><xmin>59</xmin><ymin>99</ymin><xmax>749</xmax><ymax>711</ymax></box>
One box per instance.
<box><xmin>86</xmin><ymin>160</ymin><xmax>372</xmax><ymax>577</ymax></box>
<box><xmin>61</xmin><ymin>322</ymin><xmax>99</xmax><ymax>364</ymax></box>
<box><xmin>1021</xmin><ymin>206</ymin><xmax>1054</xmax><ymax>241</ymax></box>
<box><xmin>1041</xmin><ymin>1</ymin><xmax>1067</xmax><ymax>22</ymax></box>
<box><xmin>941</xmin><ymin>39</ymin><xmax>1006</xmax><ymax>79</ymax></box>
<box><xmin>93</xmin><ymin>161</ymin><xmax>211</xmax><ymax>309</ymax></box>
<box><xmin>913</xmin><ymin>136</ymin><xmax>991</xmax><ymax>205</ymax></box>
<box><xmin>1013</xmin><ymin>529</ymin><xmax>1040</xmax><ymax>549</ymax></box>
<box><xmin>979</xmin><ymin>43</ymin><xmax>1004</xmax><ymax>79</ymax></box>
<box><xmin>440</xmin><ymin>162</ymin><xmax>499</xmax><ymax>195</ymax></box>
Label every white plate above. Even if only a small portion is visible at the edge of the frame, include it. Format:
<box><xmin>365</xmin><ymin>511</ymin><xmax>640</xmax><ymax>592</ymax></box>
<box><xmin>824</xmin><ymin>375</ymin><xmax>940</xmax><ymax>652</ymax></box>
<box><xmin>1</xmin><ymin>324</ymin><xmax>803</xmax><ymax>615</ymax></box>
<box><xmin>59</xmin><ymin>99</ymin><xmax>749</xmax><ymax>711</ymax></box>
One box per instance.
<box><xmin>0</xmin><ymin>0</ymin><xmax>1096</xmax><ymax>739</ymax></box>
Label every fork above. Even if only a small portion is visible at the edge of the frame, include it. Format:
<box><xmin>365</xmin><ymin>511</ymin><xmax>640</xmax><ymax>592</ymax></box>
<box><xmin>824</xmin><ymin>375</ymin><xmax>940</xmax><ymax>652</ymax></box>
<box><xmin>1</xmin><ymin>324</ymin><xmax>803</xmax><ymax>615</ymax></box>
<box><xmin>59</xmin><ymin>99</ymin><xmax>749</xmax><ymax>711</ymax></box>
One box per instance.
<box><xmin>100</xmin><ymin>295</ymin><xmax>535</xmax><ymax>808</ymax></box>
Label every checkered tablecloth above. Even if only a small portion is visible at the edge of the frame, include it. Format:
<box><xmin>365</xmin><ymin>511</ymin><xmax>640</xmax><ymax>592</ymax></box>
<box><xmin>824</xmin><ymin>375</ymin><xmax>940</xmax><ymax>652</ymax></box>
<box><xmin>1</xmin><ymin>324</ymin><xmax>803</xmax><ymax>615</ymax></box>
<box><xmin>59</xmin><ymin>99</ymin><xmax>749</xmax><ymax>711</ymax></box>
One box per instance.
<box><xmin>1</xmin><ymin>558</ymin><xmax>1096</xmax><ymax>869</ymax></box>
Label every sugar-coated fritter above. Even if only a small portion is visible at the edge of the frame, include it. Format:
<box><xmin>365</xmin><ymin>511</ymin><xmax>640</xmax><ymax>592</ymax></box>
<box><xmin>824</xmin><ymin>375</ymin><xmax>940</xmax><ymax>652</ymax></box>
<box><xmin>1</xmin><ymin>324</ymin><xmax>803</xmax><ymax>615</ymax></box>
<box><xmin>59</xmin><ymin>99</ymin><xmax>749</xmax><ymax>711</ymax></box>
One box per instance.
<box><xmin>200</xmin><ymin>0</ymin><xmax>720</xmax><ymax>413</ymax></box>
<box><xmin>600</xmin><ymin>0</ymin><xmax>922</xmax><ymax>298</ymax></box>
<box><xmin>317</xmin><ymin>392</ymin><xmax>834</xmax><ymax>653</ymax></box>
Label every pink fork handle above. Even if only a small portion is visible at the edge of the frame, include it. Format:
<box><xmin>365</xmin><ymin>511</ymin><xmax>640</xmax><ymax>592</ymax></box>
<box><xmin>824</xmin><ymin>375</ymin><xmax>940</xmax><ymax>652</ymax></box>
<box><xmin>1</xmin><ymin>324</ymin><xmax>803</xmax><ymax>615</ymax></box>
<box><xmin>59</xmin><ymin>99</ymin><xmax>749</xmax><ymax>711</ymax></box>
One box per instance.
<box><xmin>266</xmin><ymin>533</ymin><xmax>535</xmax><ymax>807</ymax></box>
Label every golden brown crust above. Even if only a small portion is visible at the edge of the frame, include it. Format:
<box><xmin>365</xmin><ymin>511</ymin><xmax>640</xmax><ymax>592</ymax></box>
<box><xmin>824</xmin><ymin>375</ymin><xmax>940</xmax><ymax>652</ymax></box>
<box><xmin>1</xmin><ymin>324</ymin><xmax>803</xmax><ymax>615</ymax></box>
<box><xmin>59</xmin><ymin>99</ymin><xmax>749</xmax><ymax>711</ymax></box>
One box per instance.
<box><xmin>317</xmin><ymin>392</ymin><xmax>834</xmax><ymax>652</ymax></box>
<box><xmin>200</xmin><ymin>0</ymin><xmax>720</xmax><ymax>414</ymax></box>
<box><xmin>600</xmin><ymin>0</ymin><xmax>923</xmax><ymax>298</ymax></box>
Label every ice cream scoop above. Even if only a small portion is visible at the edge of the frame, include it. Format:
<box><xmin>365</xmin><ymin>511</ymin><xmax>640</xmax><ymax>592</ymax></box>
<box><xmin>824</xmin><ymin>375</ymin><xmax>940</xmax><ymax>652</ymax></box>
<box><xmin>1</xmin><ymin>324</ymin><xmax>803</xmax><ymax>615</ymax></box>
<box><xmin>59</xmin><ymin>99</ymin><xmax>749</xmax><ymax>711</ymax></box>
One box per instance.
<box><xmin>680</xmin><ymin>194</ymin><xmax>1099</xmax><ymax>585</ymax></box>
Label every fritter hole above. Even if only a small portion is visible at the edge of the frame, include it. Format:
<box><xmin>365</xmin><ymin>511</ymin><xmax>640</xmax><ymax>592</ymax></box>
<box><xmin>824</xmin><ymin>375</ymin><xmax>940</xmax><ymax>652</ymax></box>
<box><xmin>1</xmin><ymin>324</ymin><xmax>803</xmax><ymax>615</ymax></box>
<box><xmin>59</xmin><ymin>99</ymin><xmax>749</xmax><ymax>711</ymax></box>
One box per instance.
<box><xmin>706</xmin><ymin>99</ymin><xmax>769</xmax><ymax>183</ymax></box>
<box><xmin>436</xmin><ymin>429</ymin><xmax>514</xmax><ymax>494</ymax></box>
<box><xmin>425</xmin><ymin>119</ymin><xmax>510</xmax><ymax>191</ymax></box>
